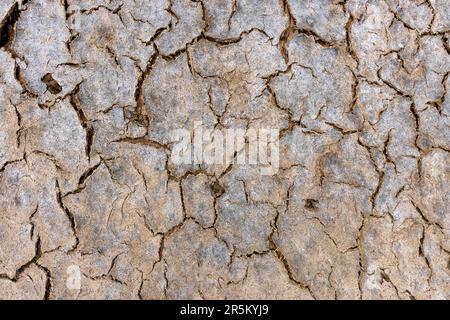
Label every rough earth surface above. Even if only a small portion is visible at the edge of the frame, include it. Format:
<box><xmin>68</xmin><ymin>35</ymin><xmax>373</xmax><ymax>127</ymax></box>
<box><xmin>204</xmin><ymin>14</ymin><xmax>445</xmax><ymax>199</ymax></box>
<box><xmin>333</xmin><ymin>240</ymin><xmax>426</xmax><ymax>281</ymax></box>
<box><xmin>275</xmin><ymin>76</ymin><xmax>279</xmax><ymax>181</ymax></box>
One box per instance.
<box><xmin>0</xmin><ymin>0</ymin><xmax>449</xmax><ymax>300</ymax></box>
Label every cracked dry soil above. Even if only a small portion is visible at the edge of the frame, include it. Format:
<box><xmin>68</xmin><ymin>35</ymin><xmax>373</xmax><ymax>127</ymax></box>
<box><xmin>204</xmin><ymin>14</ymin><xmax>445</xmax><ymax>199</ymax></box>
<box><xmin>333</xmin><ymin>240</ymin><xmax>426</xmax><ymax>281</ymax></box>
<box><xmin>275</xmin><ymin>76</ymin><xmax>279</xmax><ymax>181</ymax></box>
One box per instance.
<box><xmin>0</xmin><ymin>0</ymin><xmax>449</xmax><ymax>300</ymax></box>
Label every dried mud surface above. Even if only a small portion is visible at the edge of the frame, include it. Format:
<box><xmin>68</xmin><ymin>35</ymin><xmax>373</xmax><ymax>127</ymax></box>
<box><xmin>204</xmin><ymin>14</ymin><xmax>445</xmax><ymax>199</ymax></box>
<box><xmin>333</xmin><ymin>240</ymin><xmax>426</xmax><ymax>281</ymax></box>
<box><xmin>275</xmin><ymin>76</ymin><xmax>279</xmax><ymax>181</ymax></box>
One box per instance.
<box><xmin>0</xmin><ymin>0</ymin><xmax>449</xmax><ymax>300</ymax></box>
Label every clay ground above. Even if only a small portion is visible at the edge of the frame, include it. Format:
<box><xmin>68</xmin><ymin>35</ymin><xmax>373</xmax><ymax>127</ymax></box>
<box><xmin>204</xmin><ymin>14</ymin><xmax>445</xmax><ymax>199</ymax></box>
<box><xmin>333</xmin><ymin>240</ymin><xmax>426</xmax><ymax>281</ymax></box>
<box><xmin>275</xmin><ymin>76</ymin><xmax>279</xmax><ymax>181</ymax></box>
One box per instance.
<box><xmin>0</xmin><ymin>0</ymin><xmax>449</xmax><ymax>299</ymax></box>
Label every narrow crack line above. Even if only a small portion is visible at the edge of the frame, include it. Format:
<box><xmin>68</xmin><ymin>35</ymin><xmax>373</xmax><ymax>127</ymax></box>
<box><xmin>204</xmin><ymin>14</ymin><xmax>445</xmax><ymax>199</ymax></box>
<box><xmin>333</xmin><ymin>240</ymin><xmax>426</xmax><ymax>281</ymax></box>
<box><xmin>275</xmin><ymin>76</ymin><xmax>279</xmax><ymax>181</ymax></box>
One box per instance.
<box><xmin>311</xmin><ymin>215</ymin><xmax>340</xmax><ymax>245</ymax></box>
<box><xmin>278</xmin><ymin>0</ymin><xmax>297</xmax><ymax>63</ymax></box>
<box><xmin>112</xmin><ymin>137</ymin><xmax>169</xmax><ymax>150</ymax></box>
<box><xmin>80</xmin><ymin>3</ymin><xmax>124</xmax><ymax>16</ymax></box>
<box><xmin>0</xmin><ymin>2</ymin><xmax>20</xmax><ymax>49</ymax></box>
<box><xmin>33</xmin><ymin>237</ymin><xmax>53</xmax><ymax>300</ymax></box>
<box><xmin>370</xmin><ymin>167</ymin><xmax>384</xmax><ymax>212</ymax></box>
<box><xmin>131</xmin><ymin>46</ymin><xmax>159</xmax><ymax>131</ymax></box>
<box><xmin>411</xmin><ymin>199</ymin><xmax>444</xmax><ymax>231</ymax></box>
<box><xmin>166</xmin><ymin>0</ymin><xmax>179</xmax><ymax>24</ymax></box>
<box><xmin>271</xmin><ymin>245</ymin><xmax>316</xmax><ymax>299</ymax></box>
<box><xmin>62</xmin><ymin>160</ymin><xmax>102</xmax><ymax>197</ymax></box>
<box><xmin>266</xmin><ymin>183</ymin><xmax>316</xmax><ymax>299</ymax></box>
<box><xmin>140</xmin><ymin>25</ymin><xmax>170</xmax><ymax>46</ymax></box>
<box><xmin>192</xmin><ymin>0</ymin><xmax>209</xmax><ymax>34</ymax></box>
<box><xmin>81</xmin><ymin>271</ymin><xmax>127</xmax><ymax>286</ymax></box>
<box><xmin>297</xmin><ymin>28</ymin><xmax>336</xmax><ymax>48</ymax></box>
<box><xmin>29</xmin><ymin>204</ymin><xmax>39</xmax><ymax>241</ymax></box>
<box><xmin>8</xmin><ymin>97</ymin><xmax>23</xmax><ymax>147</ymax></box>
<box><xmin>227</xmin><ymin>0</ymin><xmax>238</xmax><ymax>32</ymax></box>
<box><xmin>376</xmin><ymin>68</ymin><xmax>413</xmax><ymax>99</ymax></box>
<box><xmin>382</xmin><ymin>129</ymin><xmax>398</xmax><ymax>173</ymax></box>
<box><xmin>67</xmin><ymin>83</ymin><xmax>95</xmax><ymax>161</ymax></box>
<box><xmin>162</xmin><ymin>260</ymin><xmax>169</xmax><ymax>299</ymax></box>
<box><xmin>0</xmin><ymin>0</ymin><xmax>447</xmax><ymax>301</ymax></box>
<box><xmin>150</xmin><ymin>215</ymin><xmax>190</xmax><ymax>274</ymax></box>
<box><xmin>345</xmin><ymin>12</ymin><xmax>360</xmax><ymax>67</ymax></box>
<box><xmin>0</xmin><ymin>2</ymin><xmax>39</xmax><ymax>97</ymax></box>
<box><xmin>353</xmin><ymin>199</ymin><xmax>365</xmax><ymax>300</ymax></box>
<box><xmin>220</xmin><ymin>262</ymin><xmax>250</xmax><ymax>287</ymax></box>
<box><xmin>55</xmin><ymin>180</ymin><xmax>79</xmax><ymax>253</ymax></box>
<box><xmin>428</xmin><ymin>71</ymin><xmax>448</xmax><ymax>116</ymax></box>
<box><xmin>327</xmin><ymin>266</ymin><xmax>337</xmax><ymax>300</ymax></box>
<box><xmin>418</xmin><ymin>225</ymin><xmax>432</xmax><ymax>287</ymax></box>
<box><xmin>425</xmin><ymin>0</ymin><xmax>436</xmax><ymax>33</ymax></box>
<box><xmin>0</xmin><ymin>236</ymin><xmax>40</xmax><ymax>282</ymax></box>
<box><xmin>85</xmin><ymin>252</ymin><xmax>127</xmax><ymax>284</ymax></box>
<box><xmin>209</xmin><ymin>178</ymin><xmax>225</xmax><ymax>228</ymax></box>
<box><xmin>380</xmin><ymin>267</ymin><xmax>400</xmax><ymax>299</ymax></box>
<box><xmin>0</xmin><ymin>234</ymin><xmax>52</xmax><ymax>300</ymax></box>
<box><xmin>0</xmin><ymin>157</ymin><xmax>24</xmax><ymax>174</ymax></box>
<box><xmin>62</xmin><ymin>0</ymin><xmax>79</xmax><ymax>56</ymax></box>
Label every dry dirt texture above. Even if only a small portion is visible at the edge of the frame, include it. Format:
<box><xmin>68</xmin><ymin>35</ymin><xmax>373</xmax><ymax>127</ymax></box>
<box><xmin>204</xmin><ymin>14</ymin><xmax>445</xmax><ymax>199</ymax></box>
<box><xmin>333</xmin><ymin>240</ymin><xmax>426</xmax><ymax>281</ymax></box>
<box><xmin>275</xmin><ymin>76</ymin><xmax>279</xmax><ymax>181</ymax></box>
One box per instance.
<box><xmin>0</xmin><ymin>0</ymin><xmax>449</xmax><ymax>300</ymax></box>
